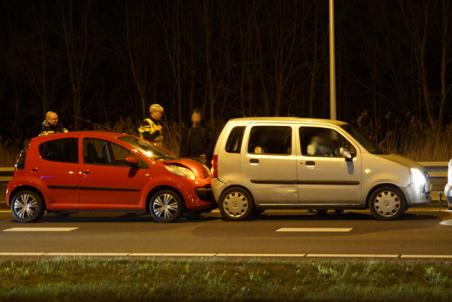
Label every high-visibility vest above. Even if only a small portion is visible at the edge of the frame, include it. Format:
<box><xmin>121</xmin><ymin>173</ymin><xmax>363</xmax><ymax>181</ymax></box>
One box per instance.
<box><xmin>138</xmin><ymin>118</ymin><xmax>163</xmax><ymax>145</ymax></box>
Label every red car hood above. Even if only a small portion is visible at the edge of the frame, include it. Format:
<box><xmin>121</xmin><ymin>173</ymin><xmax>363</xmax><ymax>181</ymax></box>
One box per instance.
<box><xmin>164</xmin><ymin>158</ymin><xmax>211</xmax><ymax>179</ymax></box>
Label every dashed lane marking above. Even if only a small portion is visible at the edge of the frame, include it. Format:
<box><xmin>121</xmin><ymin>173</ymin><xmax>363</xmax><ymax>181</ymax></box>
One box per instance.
<box><xmin>46</xmin><ymin>252</ymin><xmax>129</xmax><ymax>257</ymax></box>
<box><xmin>440</xmin><ymin>219</ymin><xmax>452</xmax><ymax>226</ymax></box>
<box><xmin>129</xmin><ymin>253</ymin><xmax>216</xmax><ymax>257</ymax></box>
<box><xmin>3</xmin><ymin>227</ymin><xmax>78</xmax><ymax>232</ymax></box>
<box><xmin>277</xmin><ymin>227</ymin><xmax>352</xmax><ymax>233</ymax></box>
<box><xmin>216</xmin><ymin>253</ymin><xmax>306</xmax><ymax>257</ymax></box>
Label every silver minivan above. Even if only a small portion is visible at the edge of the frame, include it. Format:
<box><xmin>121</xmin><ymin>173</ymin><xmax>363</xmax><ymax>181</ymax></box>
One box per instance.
<box><xmin>445</xmin><ymin>159</ymin><xmax>452</xmax><ymax>209</ymax></box>
<box><xmin>211</xmin><ymin>117</ymin><xmax>431</xmax><ymax>220</ymax></box>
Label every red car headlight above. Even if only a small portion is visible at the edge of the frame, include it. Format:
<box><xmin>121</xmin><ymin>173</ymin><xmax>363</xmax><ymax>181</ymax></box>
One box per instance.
<box><xmin>165</xmin><ymin>165</ymin><xmax>196</xmax><ymax>180</ymax></box>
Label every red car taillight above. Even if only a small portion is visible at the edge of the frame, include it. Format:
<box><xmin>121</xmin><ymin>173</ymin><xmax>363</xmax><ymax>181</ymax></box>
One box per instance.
<box><xmin>211</xmin><ymin>155</ymin><xmax>218</xmax><ymax>178</ymax></box>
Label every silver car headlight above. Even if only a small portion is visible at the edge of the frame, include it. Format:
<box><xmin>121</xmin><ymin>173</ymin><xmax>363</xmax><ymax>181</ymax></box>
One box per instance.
<box><xmin>165</xmin><ymin>165</ymin><xmax>196</xmax><ymax>180</ymax></box>
<box><xmin>411</xmin><ymin>168</ymin><xmax>427</xmax><ymax>187</ymax></box>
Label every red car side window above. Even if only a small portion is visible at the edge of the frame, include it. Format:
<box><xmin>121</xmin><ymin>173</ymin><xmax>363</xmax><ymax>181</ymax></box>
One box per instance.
<box><xmin>39</xmin><ymin>138</ymin><xmax>78</xmax><ymax>163</ymax></box>
<box><xmin>83</xmin><ymin>138</ymin><xmax>144</xmax><ymax>167</ymax></box>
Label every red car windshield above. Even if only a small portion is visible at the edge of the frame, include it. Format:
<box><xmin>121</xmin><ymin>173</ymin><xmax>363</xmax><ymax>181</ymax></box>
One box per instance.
<box><xmin>119</xmin><ymin>136</ymin><xmax>176</xmax><ymax>160</ymax></box>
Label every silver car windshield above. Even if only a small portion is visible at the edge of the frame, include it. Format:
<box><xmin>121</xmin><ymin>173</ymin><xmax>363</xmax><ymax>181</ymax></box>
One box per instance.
<box><xmin>119</xmin><ymin>136</ymin><xmax>176</xmax><ymax>160</ymax></box>
<box><xmin>341</xmin><ymin>125</ymin><xmax>386</xmax><ymax>154</ymax></box>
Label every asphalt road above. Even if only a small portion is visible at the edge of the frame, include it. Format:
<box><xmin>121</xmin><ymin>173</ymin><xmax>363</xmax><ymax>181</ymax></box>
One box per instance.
<box><xmin>0</xmin><ymin>208</ymin><xmax>452</xmax><ymax>258</ymax></box>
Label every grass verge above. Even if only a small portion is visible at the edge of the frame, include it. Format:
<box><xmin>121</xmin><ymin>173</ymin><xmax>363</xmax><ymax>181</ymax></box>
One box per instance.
<box><xmin>0</xmin><ymin>258</ymin><xmax>451</xmax><ymax>301</ymax></box>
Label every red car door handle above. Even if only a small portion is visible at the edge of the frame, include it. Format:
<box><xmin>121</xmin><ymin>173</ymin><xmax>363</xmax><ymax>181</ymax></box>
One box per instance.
<box><xmin>31</xmin><ymin>167</ymin><xmax>39</xmax><ymax>172</ymax></box>
<box><xmin>81</xmin><ymin>170</ymin><xmax>91</xmax><ymax>175</ymax></box>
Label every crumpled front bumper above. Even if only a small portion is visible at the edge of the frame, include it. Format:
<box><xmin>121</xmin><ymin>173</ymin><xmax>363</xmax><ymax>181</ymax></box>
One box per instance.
<box><xmin>403</xmin><ymin>180</ymin><xmax>431</xmax><ymax>207</ymax></box>
<box><xmin>445</xmin><ymin>183</ymin><xmax>452</xmax><ymax>204</ymax></box>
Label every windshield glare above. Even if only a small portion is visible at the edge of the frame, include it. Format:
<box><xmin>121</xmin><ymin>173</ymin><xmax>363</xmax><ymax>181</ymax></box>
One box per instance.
<box><xmin>341</xmin><ymin>124</ymin><xmax>386</xmax><ymax>154</ymax></box>
<box><xmin>119</xmin><ymin>136</ymin><xmax>175</xmax><ymax>160</ymax></box>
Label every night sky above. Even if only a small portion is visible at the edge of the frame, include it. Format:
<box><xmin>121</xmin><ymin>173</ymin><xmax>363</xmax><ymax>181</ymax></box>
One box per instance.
<box><xmin>0</xmin><ymin>0</ymin><xmax>451</xmax><ymax>140</ymax></box>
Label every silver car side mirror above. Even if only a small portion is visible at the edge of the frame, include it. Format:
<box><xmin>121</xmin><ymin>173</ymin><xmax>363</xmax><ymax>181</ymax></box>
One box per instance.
<box><xmin>339</xmin><ymin>147</ymin><xmax>353</xmax><ymax>161</ymax></box>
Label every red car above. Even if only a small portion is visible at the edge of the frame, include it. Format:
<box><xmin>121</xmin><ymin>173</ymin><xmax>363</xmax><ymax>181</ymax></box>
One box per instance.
<box><xmin>6</xmin><ymin>131</ymin><xmax>215</xmax><ymax>223</ymax></box>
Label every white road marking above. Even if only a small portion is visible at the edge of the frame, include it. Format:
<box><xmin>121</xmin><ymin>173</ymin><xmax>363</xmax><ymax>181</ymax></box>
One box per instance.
<box><xmin>401</xmin><ymin>255</ymin><xmax>452</xmax><ymax>259</ymax></box>
<box><xmin>216</xmin><ymin>253</ymin><xmax>306</xmax><ymax>257</ymax></box>
<box><xmin>307</xmin><ymin>254</ymin><xmax>399</xmax><ymax>258</ymax></box>
<box><xmin>3</xmin><ymin>227</ymin><xmax>78</xmax><ymax>232</ymax></box>
<box><xmin>0</xmin><ymin>252</ymin><xmax>45</xmax><ymax>256</ymax></box>
<box><xmin>130</xmin><ymin>253</ymin><xmax>216</xmax><ymax>257</ymax></box>
<box><xmin>440</xmin><ymin>219</ymin><xmax>452</xmax><ymax>226</ymax></box>
<box><xmin>46</xmin><ymin>252</ymin><xmax>129</xmax><ymax>257</ymax></box>
<box><xmin>277</xmin><ymin>227</ymin><xmax>352</xmax><ymax>233</ymax></box>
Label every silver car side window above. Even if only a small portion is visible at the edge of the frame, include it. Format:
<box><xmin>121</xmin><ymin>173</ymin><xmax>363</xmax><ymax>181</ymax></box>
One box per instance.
<box><xmin>248</xmin><ymin>126</ymin><xmax>292</xmax><ymax>155</ymax></box>
<box><xmin>225</xmin><ymin>126</ymin><xmax>245</xmax><ymax>153</ymax></box>
<box><xmin>299</xmin><ymin>127</ymin><xmax>355</xmax><ymax>157</ymax></box>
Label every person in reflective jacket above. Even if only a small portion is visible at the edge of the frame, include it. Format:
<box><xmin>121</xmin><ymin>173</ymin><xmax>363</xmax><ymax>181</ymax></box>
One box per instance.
<box><xmin>39</xmin><ymin>111</ymin><xmax>68</xmax><ymax>136</ymax></box>
<box><xmin>138</xmin><ymin>103</ymin><xmax>164</xmax><ymax>146</ymax></box>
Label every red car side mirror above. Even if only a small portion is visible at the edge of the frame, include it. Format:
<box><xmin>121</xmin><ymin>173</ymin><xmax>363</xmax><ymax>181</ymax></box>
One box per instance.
<box><xmin>125</xmin><ymin>156</ymin><xmax>138</xmax><ymax>166</ymax></box>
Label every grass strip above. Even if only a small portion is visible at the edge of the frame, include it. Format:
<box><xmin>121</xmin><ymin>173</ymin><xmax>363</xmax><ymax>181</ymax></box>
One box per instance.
<box><xmin>0</xmin><ymin>257</ymin><xmax>451</xmax><ymax>301</ymax></box>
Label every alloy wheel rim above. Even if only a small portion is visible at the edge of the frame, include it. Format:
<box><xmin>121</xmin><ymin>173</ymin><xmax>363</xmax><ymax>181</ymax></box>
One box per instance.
<box><xmin>13</xmin><ymin>193</ymin><xmax>39</xmax><ymax>220</ymax></box>
<box><xmin>152</xmin><ymin>193</ymin><xmax>179</xmax><ymax>220</ymax></box>
<box><xmin>373</xmin><ymin>191</ymin><xmax>401</xmax><ymax>218</ymax></box>
<box><xmin>223</xmin><ymin>192</ymin><xmax>249</xmax><ymax>218</ymax></box>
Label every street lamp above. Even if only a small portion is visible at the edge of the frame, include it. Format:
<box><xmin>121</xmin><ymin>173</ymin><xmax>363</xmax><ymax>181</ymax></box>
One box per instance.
<box><xmin>329</xmin><ymin>0</ymin><xmax>337</xmax><ymax>120</ymax></box>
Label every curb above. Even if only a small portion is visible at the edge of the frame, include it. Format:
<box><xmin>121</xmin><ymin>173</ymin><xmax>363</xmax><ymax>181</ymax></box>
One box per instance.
<box><xmin>0</xmin><ymin>252</ymin><xmax>451</xmax><ymax>260</ymax></box>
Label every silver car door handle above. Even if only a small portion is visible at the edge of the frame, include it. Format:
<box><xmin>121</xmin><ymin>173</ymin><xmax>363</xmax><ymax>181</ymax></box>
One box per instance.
<box><xmin>305</xmin><ymin>160</ymin><xmax>316</xmax><ymax>166</ymax></box>
<box><xmin>249</xmin><ymin>158</ymin><xmax>259</xmax><ymax>164</ymax></box>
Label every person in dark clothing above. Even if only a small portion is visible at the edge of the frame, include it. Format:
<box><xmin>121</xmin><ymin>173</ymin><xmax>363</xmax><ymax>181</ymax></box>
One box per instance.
<box><xmin>180</xmin><ymin>109</ymin><xmax>213</xmax><ymax>165</ymax></box>
<box><xmin>39</xmin><ymin>111</ymin><xmax>68</xmax><ymax>136</ymax></box>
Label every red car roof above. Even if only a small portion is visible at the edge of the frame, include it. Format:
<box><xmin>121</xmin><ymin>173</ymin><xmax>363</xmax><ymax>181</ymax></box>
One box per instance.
<box><xmin>31</xmin><ymin>131</ymin><xmax>130</xmax><ymax>143</ymax></box>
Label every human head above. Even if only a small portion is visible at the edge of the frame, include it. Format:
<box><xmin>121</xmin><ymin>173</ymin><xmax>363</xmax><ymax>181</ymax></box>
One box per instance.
<box><xmin>45</xmin><ymin>111</ymin><xmax>59</xmax><ymax>126</ymax></box>
<box><xmin>149</xmin><ymin>103</ymin><xmax>164</xmax><ymax>121</ymax></box>
<box><xmin>191</xmin><ymin>108</ymin><xmax>203</xmax><ymax>125</ymax></box>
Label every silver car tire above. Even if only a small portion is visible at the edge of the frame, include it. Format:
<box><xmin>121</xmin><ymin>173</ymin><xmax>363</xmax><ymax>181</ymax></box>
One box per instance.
<box><xmin>149</xmin><ymin>190</ymin><xmax>184</xmax><ymax>223</ymax></box>
<box><xmin>369</xmin><ymin>186</ymin><xmax>406</xmax><ymax>220</ymax></box>
<box><xmin>219</xmin><ymin>187</ymin><xmax>255</xmax><ymax>221</ymax></box>
<box><xmin>11</xmin><ymin>190</ymin><xmax>45</xmax><ymax>223</ymax></box>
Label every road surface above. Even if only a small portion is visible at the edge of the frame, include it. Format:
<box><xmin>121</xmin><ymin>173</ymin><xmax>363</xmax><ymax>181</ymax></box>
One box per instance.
<box><xmin>0</xmin><ymin>208</ymin><xmax>452</xmax><ymax>258</ymax></box>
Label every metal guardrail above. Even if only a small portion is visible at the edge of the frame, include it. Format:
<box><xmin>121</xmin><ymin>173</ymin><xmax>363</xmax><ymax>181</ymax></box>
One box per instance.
<box><xmin>0</xmin><ymin>167</ymin><xmax>14</xmax><ymax>183</ymax></box>
<box><xmin>418</xmin><ymin>161</ymin><xmax>448</xmax><ymax>178</ymax></box>
<box><xmin>0</xmin><ymin>163</ymin><xmax>448</xmax><ymax>181</ymax></box>
<box><xmin>418</xmin><ymin>162</ymin><xmax>448</xmax><ymax>202</ymax></box>
<box><xmin>0</xmin><ymin>162</ymin><xmax>449</xmax><ymax>201</ymax></box>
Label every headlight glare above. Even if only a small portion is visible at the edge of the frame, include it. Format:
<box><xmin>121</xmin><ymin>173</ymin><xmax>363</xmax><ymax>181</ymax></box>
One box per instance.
<box><xmin>411</xmin><ymin>168</ymin><xmax>426</xmax><ymax>187</ymax></box>
<box><xmin>165</xmin><ymin>165</ymin><xmax>196</xmax><ymax>180</ymax></box>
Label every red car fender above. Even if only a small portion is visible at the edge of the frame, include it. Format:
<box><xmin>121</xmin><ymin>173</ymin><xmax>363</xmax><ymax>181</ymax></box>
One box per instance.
<box><xmin>6</xmin><ymin>176</ymin><xmax>53</xmax><ymax>208</ymax></box>
<box><xmin>138</xmin><ymin>174</ymin><xmax>193</xmax><ymax>209</ymax></box>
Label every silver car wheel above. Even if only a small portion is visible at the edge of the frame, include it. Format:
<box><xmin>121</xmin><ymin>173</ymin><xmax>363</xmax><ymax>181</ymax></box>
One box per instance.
<box><xmin>13</xmin><ymin>193</ymin><xmax>39</xmax><ymax>220</ymax></box>
<box><xmin>223</xmin><ymin>192</ymin><xmax>249</xmax><ymax>218</ymax></box>
<box><xmin>152</xmin><ymin>193</ymin><xmax>179</xmax><ymax>220</ymax></box>
<box><xmin>373</xmin><ymin>190</ymin><xmax>401</xmax><ymax>218</ymax></box>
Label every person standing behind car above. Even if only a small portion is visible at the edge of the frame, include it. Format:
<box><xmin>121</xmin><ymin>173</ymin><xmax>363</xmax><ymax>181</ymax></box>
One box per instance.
<box><xmin>180</xmin><ymin>108</ymin><xmax>213</xmax><ymax>166</ymax></box>
<box><xmin>39</xmin><ymin>111</ymin><xmax>68</xmax><ymax>136</ymax></box>
<box><xmin>138</xmin><ymin>103</ymin><xmax>164</xmax><ymax>146</ymax></box>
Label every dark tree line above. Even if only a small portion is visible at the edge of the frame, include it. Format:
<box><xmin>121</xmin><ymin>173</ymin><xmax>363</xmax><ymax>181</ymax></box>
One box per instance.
<box><xmin>0</xmin><ymin>0</ymin><xmax>451</xmax><ymax>140</ymax></box>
